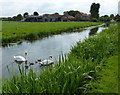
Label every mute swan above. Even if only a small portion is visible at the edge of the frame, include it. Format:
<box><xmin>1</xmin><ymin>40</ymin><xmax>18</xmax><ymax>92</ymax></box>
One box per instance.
<box><xmin>39</xmin><ymin>55</ymin><xmax>54</xmax><ymax>66</ymax></box>
<box><xmin>40</xmin><ymin>60</ymin><xmax>54</xmax><ymax>66</ymax></box>
<box><xmin>14</xmin><ymin>51</ymin><xmax>28</xmax><ymax>62</ymax></box>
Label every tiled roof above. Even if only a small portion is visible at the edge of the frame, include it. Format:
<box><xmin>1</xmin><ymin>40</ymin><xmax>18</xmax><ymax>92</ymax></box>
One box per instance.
<box><xmin>75</xmin><ymin>12</ymin><xmax>90</xmax><ymax>17</ymax></box>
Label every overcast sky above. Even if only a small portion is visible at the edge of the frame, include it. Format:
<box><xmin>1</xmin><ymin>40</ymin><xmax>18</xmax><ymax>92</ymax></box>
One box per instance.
<box><xmin>0</xmin><ymin>0</ymin><xmax>119</xmax><ymax>17</ymax></box>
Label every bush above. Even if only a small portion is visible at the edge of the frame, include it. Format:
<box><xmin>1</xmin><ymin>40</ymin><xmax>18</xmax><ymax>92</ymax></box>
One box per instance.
<box><xmin>90</xmin><ymin>18</ymin><xmax>98</xmax><ymax>22</ymax></box>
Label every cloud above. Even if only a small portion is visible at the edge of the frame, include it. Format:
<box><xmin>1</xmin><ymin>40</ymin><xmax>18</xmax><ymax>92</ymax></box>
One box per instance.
<box><xmin>1</xmin><ymin>0</ymin><xmax>119</xmax><ymax>17</ymax></box>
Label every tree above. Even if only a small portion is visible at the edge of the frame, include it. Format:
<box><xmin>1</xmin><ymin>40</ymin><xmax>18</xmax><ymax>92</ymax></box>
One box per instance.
<box><xmin>90</xmin><ymin>3</ymin><xmax>100</xmax><ymax>19</ymax></box>
<box><xmin>16</xmin><ymin>14</ymin><xmax>23</xmax><ymax>21</ymax></box>
<box><xmin>63</xmin><ymin>10</ymin><xmax>80</xmax><ymax>17</ymax></box>
<box><xmin>103</xmin><ymin>15</ymin><xmax>109</xmax><ymax>17</ymax></box>
<box><xmin>99</xmin><ymin>15</ymin><xmax>111</xmax><ymax>22</ymax></box>
<box><xmin>110</xmin><ymin>14</ymin><xmax>114</xmax><ymax>18</ymax></box>
<box><xmin>33</xmin><ymin>11</ymin><xmax>39</xmax><ymax>16</ymax></box>
<box><xmin>114</xmin><ymin>14</ymin><xmax>120</xmax><ymax>22</ymax></box>
<box><xmin>54</xmin><ymin>12</ymin><xmax>59</xmax><ymax>15</ymax></box>
<box><xmin>23</xmin><ymin>12</ymin><xmax>29</xmax><ymax>18</ymax></box>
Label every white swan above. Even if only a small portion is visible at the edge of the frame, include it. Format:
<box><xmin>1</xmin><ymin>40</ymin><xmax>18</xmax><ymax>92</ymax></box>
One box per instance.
<box><xmin>14</xmin><ymin>51</ymin><xmax>27</xmax><ymax>62</ymax></box>
<box><xmin>38</xmin><ymin>55</ymin><xmax>54</xmax><ymax>66</ymax></box>
<box><xmin>14</xmin><ymin>56</ymin><xmax>26</xmax><ymax>62</ymax></box>
<box><xmin>40</xmin><ymin>59</ymin><xmax>54</xmax><ymax>66</ymax></box>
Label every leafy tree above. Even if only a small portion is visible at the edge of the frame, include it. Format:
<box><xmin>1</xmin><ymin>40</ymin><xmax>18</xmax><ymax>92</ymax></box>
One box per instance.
<box><xmin>23</xmin><ymin>12</ymin><xmax>29</xmax><ymax>18</ymax></box>
<box><xmin>90</xmin><ymin>18</ymin><xmax>98</xmax><ymax>22</ymax></box>
<box><xmin>110</xmin><ymin>14</ymin><xmax>114</xmax><ymax>18</ymax></box>
<box><xmin>99</xmin><ymin>16</ymin><xmax>111</xmax><ymax>22</ymax></box>
<box><xmin>103</xmin><ymin>15</ymin><xmax>109</xmax><ymax>17</ymax></box>
<box><xmin>114</xmin><ymin>14</ymin><xmax>120</xmax><ymax>22</ymax></box>
<box><xmin>63</xmin><ymin>10</ymin><xmax>80</xmax><ymax>17</ymax></box>
<box><xmin>33</xmin><ymin>11</ymin><xmax>39</xmax><ymax>16</ymax></box>
<box><xmin>54</xmin><ymin>12</ymin><xmax>59</xmax><ymax>15</ymax></box>
<box><xmin>90</xmin><ymin>3</ymin><xmax>100</xmax><ymax>19</ymax></box>
<box><xmin>16</xmin><ymin>14</ymin><xmax>23</xmax><ymax>21</ymax></box>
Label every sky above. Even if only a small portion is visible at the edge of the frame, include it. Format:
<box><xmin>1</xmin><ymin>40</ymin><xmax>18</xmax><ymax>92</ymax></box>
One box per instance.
<box><xmin>0</xmin><ymin>0</ymin><xmax>120</xmax><ymax>17</ymax></box>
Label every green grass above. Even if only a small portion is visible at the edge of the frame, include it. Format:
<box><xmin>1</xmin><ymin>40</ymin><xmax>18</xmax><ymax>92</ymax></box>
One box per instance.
<box><xmin>0</xmin><ymin>79</ymin><xmax>2</xmax><ymax>93</ymax></box>
<box><xmin>87</xmin><ymin>56</ymin><xmax>118</xmax><ymax>93</ymax></box>
<box><xmin>2</xmin><ymin>23</ymin><xmax>118</xmax><ymax>94</ymax></box>
<box><xmin>2</xmin><ymin>21</ymin><xmax>101</xmax><ymax>45</ymax></box>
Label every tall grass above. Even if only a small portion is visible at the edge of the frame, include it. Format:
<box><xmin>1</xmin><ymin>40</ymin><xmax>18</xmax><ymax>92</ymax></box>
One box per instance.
<box><xmin>2</xmin><ymin>24</ymin><xmax>118</xmax><ymax>94</ymax></box>
<box><xmin>2</xmin><ymin>21</ymin><xmax>102</xmax><ymax>45</ymax></box>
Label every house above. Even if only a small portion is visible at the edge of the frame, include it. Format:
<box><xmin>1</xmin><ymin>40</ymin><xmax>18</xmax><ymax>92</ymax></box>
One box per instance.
<box><xmin>23</xmin><ymin>16</ymin><xmax>43</xmax><ymax>22</ymax></box>
<box><xmin>2</xmin><ymin>17</ymin><xmax>14</xmax><ymax>21</ymax></box>
<box><xmin>61</xmin><ymin>14</ymin><xmax>75</xmax><ymax>21</ymax></box>
<box><xmin>23</xmin><ymin>14</ymin><xmax>61</xmax><ymax>22</ymax></box>
<box><xmin>23</xmin><ymin>13</ymin><xmax>76</xmax><ymax>22</ymax></box>
<box><xmin>42</xmin><ymin>14</ymin><xmax>62</xmax><ymax>22</ymax></box>
<box><xmin>75</xmin><ymin>12</ymin><xmax>90</xmax><ymax>21</ymax></box>
<box><xmin>42</xmin><ymin>14</ymin><xmax>50</xmax><ymax>22</ymax></box>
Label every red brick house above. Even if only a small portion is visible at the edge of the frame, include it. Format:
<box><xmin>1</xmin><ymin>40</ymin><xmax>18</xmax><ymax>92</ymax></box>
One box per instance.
<box><xmin>75</xmin><ymin>12</ymin><xmax>90</xmax><ymax>21</ymax></box>
<box><xmin>61</xmin><ymin>14</ymin><xmax>75</xmax><ymax>21</ymax></box>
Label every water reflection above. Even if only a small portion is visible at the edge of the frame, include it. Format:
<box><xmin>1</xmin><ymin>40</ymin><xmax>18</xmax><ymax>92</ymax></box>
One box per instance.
<box><xmin>103</xmin><ymin>23</ymin><xmax>110</xmax><ymax>27</ymax></box>
<box><xmin>89</xmin><ymin>27</ymin><xmax>99</xmax><ymax>36</ymax></box>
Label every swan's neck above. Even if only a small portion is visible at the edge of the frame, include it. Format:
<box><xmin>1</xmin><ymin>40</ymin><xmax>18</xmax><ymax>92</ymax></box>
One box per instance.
<box><xmin>25</xmin><ymin>52</ymin><xmax>28</xmax><ymax>59</ymax></box>
<box><xmin>25</xmin><ymin>54</ymin><xmax>27</xmax><ymax>60</ymax></box>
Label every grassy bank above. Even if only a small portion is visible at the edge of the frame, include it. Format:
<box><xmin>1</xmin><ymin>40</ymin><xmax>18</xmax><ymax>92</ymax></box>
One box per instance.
<box><xmin>87</xmin><ymin>55</ymin><xmax>118</xmax><ymax>93</ymax></box>
<box><xmin>2</xmin><ymin>21</ymin><xmax>101</xmax><ymax>45</ymax></box>
<box><xmin>2</xmin><ymin>24</ymin><xmax>118</xmax><ymax>94</ymax></box>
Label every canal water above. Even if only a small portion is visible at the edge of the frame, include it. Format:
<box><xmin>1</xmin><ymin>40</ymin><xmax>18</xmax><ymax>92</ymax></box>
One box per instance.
<box><xmin>1</xmin><ymin>26</ymin><xmax>106</xmax><ymax>79</ymax></box>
